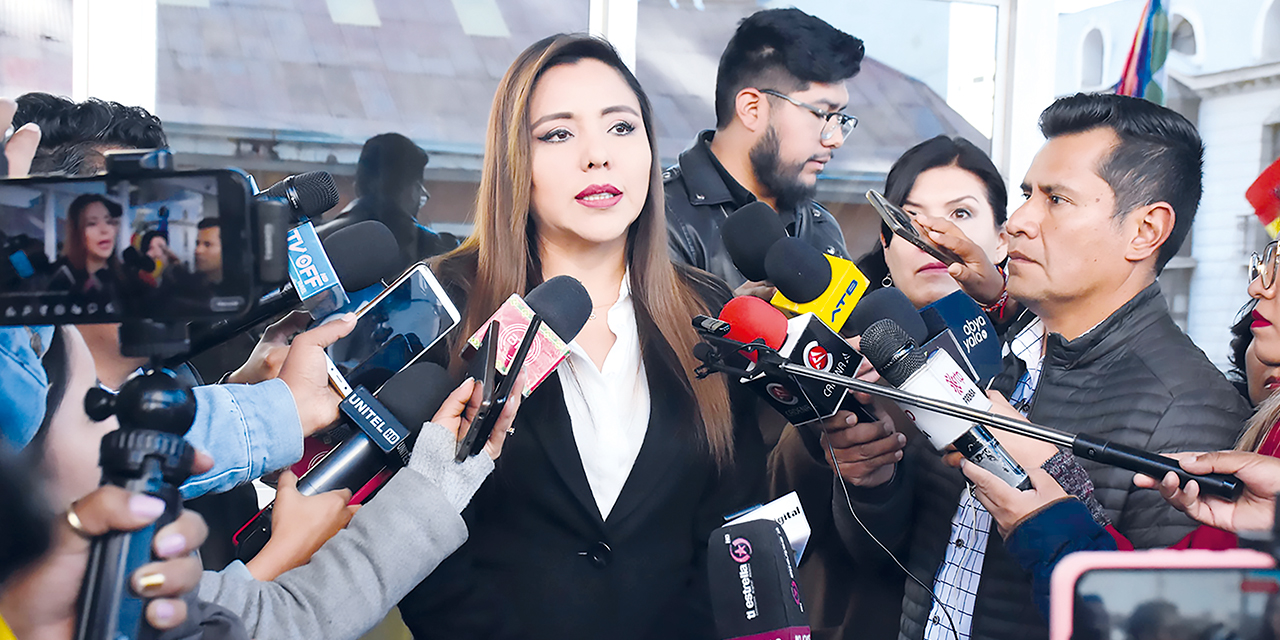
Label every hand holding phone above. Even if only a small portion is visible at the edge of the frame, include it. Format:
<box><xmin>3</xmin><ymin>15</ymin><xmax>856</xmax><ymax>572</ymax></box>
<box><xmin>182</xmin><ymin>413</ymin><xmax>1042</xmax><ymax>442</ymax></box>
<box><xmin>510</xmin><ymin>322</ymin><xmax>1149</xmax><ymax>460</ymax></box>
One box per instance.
<box><xmin>866</xmin><ymin>189</ymin><xmax>962</xmax><ymax>265</ymax></box>
<box><xmin>434</xmin><ymin>344</ymin><xmax>520</xmax><ymax>462</ymax></box>
<box><xmin>912</xmin><ymin>216</ymin><xmax>1008</xmax><ymax>307</ymax></box>
<box><xmin>324</xmin><ymin>263</ymin><xmax>460</xmax><ymax>394</ymax></box>
<box><xmin>455</xmin><ymin>319</ymin><xmax>534</xmax><ymax>461</ymax></box>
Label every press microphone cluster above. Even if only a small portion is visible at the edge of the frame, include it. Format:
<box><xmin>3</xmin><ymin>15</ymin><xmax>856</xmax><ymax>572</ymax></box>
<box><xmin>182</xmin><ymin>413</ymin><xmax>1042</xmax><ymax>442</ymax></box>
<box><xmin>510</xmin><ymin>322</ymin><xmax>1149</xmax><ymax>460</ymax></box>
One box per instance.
<box><xmin>692</xmin><ymin>309</ymin><xmax>1244</xmax><ymax>500</ymax></box>
<box><xmin>705</xmin><ymin>293</ymin><xmax>874</xmax><ymax>426</ymax></box>
<box><xmin>721</xmin><ymin>202</ymin><xmax>870</xmax><ymax>334</ymax></box>
<box><xmin>455</xmin><ymin>275</ymin><xmax>592</xmax><ymax>460</ymax></box>
<box><xmin>233</xmin><ymin>361</ymin><xmax>455</xmax><ymax>560</ymax></box>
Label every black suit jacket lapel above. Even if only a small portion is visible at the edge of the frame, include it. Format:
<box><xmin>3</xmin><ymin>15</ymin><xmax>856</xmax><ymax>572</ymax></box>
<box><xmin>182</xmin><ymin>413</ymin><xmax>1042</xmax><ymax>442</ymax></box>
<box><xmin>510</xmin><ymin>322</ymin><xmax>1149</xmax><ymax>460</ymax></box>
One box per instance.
<box><xmin>605</xmin><ymin>365</ymin><xmax>700</xmax><ymax>535</ymax></box>
<box><xmin>525</xmin><ymin>372</ymin><xmax>606</xmax><ymax>527</ymax></box>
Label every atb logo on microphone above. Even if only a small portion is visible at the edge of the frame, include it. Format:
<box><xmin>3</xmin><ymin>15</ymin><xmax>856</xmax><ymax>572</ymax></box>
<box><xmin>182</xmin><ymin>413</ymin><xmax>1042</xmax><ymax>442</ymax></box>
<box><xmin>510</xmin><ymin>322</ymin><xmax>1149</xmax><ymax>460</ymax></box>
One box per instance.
<box><xmin>803</xmin><ymin>341</ymin><xmax>832</xmax><ymax>372</ymax></box>
<box><xmin>766</xmin><ymin>382</ymin><xmax>800</xmax><ymax>406</ymax></box>
<box><xmin>729</xmin><ymin>537</ymin><xmax>753</xmax><ymax>563</ymax></box>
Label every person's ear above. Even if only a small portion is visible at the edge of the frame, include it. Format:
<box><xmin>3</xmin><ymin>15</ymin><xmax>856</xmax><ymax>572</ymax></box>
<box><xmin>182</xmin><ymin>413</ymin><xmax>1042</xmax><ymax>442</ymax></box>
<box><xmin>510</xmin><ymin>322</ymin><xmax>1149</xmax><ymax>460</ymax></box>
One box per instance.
<box><xmin>993</xmin><ymin>226</ymin><xmax>1009</xmax><ymax>264</ymax></box>
<box><xmin>734</xmin><ymin>88</ymin><xmax>768</xmax><ymax>134</ymax></box>
<box><xmin>1125</xmin><ymin>202</ymin><xmax>1175</xmax><ymax>265</ymax></box>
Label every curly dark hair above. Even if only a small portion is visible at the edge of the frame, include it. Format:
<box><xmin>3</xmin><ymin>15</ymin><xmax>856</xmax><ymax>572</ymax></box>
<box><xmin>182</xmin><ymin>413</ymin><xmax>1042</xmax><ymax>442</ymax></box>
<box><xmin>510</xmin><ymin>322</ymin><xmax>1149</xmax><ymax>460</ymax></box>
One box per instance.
<box><xmin>12</xmin><ymin>93</ymin><xmax>167</xmax><ymax>176</ymax></box>
<box><xmin>1228</xmin><ymin>298</ymin><xmax>1256</xmax><ymax>403</ymax></box>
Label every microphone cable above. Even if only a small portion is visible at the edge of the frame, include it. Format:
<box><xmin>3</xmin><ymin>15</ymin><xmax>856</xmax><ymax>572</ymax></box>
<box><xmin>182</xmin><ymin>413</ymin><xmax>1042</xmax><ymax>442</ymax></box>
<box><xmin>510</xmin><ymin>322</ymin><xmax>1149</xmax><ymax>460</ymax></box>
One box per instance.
<box><xmin>822</xmin><ymin>433</ymin><xmax>961</xmax><ymax>640</ymax></box>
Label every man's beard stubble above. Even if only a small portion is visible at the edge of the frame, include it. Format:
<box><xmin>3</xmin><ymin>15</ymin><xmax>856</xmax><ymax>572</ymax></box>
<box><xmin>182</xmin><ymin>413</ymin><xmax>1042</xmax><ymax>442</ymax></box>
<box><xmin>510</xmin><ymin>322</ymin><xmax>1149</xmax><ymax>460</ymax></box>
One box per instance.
<box><xmin>748</xmin><ymin>126</ymin><xmax>818</xmax><ymax>213</ymax></box>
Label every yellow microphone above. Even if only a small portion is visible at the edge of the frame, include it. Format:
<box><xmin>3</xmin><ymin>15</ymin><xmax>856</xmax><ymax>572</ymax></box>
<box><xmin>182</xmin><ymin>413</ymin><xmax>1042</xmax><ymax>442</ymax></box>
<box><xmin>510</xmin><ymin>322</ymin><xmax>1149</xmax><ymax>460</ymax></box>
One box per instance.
<box><xmin>765</xmin><ymin>237</ymin><xmax>870</xmax><ymax>335</ymax></box>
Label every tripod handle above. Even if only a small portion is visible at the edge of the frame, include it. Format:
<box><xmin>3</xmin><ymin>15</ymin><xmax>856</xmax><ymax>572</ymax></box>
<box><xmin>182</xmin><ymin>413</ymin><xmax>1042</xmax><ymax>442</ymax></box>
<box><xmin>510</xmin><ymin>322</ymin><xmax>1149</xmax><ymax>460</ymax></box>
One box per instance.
<box><xmin>75</xmin><ymin>481</ymin><xmax>182</xmax><ymax>640</ymax></box>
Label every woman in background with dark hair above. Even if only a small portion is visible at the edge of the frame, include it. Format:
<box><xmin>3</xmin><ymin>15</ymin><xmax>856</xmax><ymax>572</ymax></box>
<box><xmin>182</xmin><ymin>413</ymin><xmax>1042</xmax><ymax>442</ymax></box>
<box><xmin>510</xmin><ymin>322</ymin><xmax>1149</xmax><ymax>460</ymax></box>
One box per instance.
<box><xmin>141</xmin><ymin>229</ymin><xmax>176</xmax><ymax>272</ymax></box>
<box><xmin>397</xmin><ymin>33</ymin><xmax>764</xmax><ymax>640</ymax></box>
<box><xmin>856</xmin><ymin>134</ymin><xmax>1011</xmax><ymax>318</ymax></box>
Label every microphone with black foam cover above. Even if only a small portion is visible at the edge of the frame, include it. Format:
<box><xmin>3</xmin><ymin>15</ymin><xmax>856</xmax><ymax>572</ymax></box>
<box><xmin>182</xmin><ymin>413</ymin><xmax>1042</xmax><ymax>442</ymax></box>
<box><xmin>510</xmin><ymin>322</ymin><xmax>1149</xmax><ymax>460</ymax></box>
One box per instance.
<box><xmin>861</xmin><ymin>319</ymin><xmax>1031</xmax><ymax>489</ymax></box>
<box><xmin>173</xmin><ymin>220</ymin><xmax>401</xmax><ymax>365</ymax></box>
<box><xmin>455</xmin><ymin>275</ymin><xmax>592</xmax><ymax>460</ymax></box>
<box><xmin>843</xmin><ymin>286</ymin><xmax>928</xmax><ymax>343</ymax></box>
<box><xmin>764</xmin><ymin>236</ymin><xmax>870</xmax><ymax>335</ymax></box>
<box><xmin>257</xmin><ymin>171</ymin><xmax>341</xmax><ymax>220</ymax></box>
<box><xmin>721</xmin><ymin>202</ymin><xmax>788</xmax><ymax>283</ymax></box>
<box><xmin>708</xmin><ymin>518</ymin><xmax>809</xmax><ymax>640</ymax></box>
<box><xmin>919</xmin><ymin>290</ymin><xmax>1004</xmax><ymax>385</ymax></box>
<box><xmin>233</xmin><ymin>361</ymin><xmax>454</xmax><ymax>561</ymax></box>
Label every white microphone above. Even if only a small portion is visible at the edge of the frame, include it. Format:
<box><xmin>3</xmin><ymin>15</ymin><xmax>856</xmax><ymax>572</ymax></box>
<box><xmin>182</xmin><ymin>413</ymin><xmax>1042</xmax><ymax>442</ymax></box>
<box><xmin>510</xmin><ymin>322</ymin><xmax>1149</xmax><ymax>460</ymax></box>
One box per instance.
<box><xmin>860</xmin><ymin>318</ymin><xmax>1031</xmax><ymax>489</ymax></box>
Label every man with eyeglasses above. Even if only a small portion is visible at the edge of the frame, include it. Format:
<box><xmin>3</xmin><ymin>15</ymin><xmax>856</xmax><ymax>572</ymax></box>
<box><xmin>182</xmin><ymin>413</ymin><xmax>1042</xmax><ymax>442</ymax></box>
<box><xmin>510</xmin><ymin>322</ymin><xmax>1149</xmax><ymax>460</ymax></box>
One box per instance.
<box><xmin>664</xmin><ymin>8</ymin><xmax>863</xmax><ymax>290</ymax></box>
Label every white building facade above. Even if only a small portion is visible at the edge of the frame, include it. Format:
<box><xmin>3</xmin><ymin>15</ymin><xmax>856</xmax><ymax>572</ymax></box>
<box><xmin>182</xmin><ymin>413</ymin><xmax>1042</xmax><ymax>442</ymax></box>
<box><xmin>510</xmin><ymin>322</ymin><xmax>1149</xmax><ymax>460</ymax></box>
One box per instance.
<box><xmin>1059</xmin><ymin>0</ymin><xmax>1280</xmax><ymax>370</ymax></box>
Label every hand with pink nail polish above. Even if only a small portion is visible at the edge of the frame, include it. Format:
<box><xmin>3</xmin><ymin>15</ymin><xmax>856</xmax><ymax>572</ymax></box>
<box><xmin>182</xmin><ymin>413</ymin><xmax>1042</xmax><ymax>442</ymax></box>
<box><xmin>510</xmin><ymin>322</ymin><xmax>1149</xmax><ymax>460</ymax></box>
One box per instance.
<box><xmin>0</xmin><ymin>483</ymin><xmax>211</xmax><ymax>637</ymax></box>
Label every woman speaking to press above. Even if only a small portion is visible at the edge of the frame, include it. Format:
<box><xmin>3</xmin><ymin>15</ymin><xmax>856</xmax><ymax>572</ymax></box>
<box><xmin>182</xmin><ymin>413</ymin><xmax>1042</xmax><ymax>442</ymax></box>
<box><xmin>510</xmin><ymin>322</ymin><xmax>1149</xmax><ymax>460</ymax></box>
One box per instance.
<box><xmin>397</xmin><ymin>33</ymin><xmax>766</xmax><ymax>640</ymax></box>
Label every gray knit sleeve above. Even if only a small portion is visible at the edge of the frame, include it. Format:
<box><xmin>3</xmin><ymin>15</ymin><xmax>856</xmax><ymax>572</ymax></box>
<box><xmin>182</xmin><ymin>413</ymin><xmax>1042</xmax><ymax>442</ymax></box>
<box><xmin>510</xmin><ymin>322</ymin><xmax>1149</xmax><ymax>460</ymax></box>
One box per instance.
<box><xmin>1041</xmin><ymin>449</ymin><xmax>1109</xmax><ymax>526</ymax></box>
<box><xmin>408</xmin><ymin>422</ymin><xmax>495</xmax><ymax>513</ymax></box>
<box><xmin>198</xmin><ymin>423</ymin><xmax>493</xmax><ymax>640</ymax></box>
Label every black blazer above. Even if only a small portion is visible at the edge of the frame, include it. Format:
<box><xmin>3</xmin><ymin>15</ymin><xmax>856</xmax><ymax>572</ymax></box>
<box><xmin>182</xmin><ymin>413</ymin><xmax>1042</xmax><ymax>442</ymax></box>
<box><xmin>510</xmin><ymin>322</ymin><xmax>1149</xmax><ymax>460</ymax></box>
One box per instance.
<box><xmin>398</xmin><ymin>268</ymin><xmax>767</xmax><ymax>640</ymax></box>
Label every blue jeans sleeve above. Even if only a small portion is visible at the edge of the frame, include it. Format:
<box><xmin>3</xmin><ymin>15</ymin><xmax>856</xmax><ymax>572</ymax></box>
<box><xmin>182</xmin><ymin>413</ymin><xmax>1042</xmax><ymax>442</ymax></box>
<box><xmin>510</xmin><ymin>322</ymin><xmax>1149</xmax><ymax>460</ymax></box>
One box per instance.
<box><xmin>180</xmin><ymin>379</ymin><xmax>304</xmax><ymax>499</ymax></box>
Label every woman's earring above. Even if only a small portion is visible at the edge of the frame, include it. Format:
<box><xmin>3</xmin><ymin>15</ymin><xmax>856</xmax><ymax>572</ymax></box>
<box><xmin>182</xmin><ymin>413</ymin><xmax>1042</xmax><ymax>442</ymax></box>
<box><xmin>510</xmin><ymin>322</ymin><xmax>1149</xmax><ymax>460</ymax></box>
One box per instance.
<box><xmin>882</xmin><ymin>274</ymin><xmax>893</xmax><ymax>288</ymax></box>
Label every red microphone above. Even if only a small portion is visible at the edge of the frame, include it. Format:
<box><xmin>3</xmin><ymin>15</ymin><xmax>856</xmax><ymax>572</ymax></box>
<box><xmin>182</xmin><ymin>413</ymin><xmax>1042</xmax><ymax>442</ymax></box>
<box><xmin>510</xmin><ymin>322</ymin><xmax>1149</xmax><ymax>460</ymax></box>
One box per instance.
<box><xmin>718</xmin><ymin>295</ymin><xmax>876</xmax><ymax>426</ymax></box>
<box><xmin>719</xmin><ymin>295</ymin><xmax>787</xmax><ymax>361</ymax></box>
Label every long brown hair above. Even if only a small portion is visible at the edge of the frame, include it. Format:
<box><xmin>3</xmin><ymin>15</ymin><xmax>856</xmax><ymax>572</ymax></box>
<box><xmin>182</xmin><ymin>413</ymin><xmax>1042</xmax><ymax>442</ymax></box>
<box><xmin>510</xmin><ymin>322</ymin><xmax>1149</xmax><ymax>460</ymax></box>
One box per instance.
<box><xmin>434</xmin><ymin>34</ymin><xmax>735</xmax><ymax>468</ymax></box>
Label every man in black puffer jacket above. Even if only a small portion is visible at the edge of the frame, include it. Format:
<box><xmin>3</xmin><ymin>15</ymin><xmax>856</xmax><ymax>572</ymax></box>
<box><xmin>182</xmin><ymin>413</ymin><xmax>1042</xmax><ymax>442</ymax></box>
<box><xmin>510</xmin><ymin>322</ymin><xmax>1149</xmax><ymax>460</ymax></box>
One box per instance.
<box><xmin>827</xmin><ymin>93</ymin><xmax>1249</xmax><ymax>640</ymax></box>
<box><xmin>665</xmin><ymin>8</ymin><xmax>861</xmax><ymax>290</ymax></box>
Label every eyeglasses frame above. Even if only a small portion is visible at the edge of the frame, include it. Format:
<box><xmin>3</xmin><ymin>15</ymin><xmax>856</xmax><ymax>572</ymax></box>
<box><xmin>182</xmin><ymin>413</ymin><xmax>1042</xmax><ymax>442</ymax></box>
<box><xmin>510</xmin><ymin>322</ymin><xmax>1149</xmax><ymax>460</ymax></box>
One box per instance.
<box><xmin>758</xmin><ymin>89</ymin><xmax>858</xmax><ymax>141</ymax></box>
<box><xmin>1250</xmin><ymin>240</ymin><xmax>1278</xmax><ymax>289</ymax></box>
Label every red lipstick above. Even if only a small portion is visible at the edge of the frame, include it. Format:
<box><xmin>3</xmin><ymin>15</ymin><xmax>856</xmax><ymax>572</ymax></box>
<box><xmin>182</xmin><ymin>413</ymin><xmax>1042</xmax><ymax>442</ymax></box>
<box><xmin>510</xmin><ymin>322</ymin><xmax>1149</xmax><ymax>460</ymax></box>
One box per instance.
<box><xmin>1253</xmin><ymin>309</ymin><xmax>1272</xmax><ymax>329</ymax></box>
<box><xmin>576</xmin><ymin>184</ymin><xmax>622</xmax><ymax>209</ymax></box>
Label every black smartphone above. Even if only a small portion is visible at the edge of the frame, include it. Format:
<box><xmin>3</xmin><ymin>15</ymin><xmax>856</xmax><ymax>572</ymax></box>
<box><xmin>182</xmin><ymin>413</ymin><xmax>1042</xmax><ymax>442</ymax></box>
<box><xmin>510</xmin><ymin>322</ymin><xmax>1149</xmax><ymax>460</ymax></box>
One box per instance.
<box><xmin>0</xmin><ymin>169</ymin><xmax>255</xmax><ymax>324</ymax></box>
<box><xmin>866</xmin><ymin>189</ymin><xmax>962</xmax><ymax>265</ymax></box>
<box><xmin>455</xmin><ymin>320</ymin><xmax>500</xmax><ymax>461</ymax></box>
<box><xmin>455</xmin><ymin>315</ymin><xmax>542</xmax><ymax>461</ymax></box>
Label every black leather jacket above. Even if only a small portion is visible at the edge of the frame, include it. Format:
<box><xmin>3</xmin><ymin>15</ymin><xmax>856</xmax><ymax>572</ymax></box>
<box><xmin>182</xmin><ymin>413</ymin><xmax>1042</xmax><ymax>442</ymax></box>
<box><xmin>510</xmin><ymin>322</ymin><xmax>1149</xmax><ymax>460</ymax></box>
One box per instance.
<box><xmin>664</xmin><ymin>130</ymin><xmax>850</xmax><ymax>289</ymax></box>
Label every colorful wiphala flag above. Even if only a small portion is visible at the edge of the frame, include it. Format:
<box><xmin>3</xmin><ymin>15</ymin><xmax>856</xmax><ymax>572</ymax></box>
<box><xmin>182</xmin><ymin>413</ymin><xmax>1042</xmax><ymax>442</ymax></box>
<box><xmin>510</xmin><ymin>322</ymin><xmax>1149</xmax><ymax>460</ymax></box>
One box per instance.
<box><xmin>1115</xmin><ymin>0</ymin><xmax>1170</xmax><ymax>104</ymax></box>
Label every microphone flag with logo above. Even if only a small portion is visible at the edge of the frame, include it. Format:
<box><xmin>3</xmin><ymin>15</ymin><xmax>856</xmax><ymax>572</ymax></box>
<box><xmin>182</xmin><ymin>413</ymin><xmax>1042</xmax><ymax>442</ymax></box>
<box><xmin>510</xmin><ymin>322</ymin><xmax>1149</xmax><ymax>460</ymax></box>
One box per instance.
<box><xmin>708</xmin><ymin>519</ymin><xmax>809</xmax><ymax>640</ymax></box>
